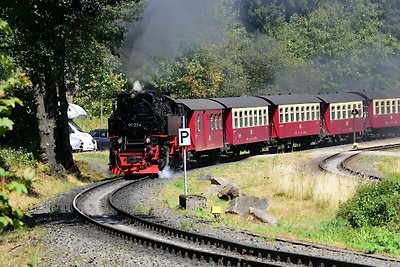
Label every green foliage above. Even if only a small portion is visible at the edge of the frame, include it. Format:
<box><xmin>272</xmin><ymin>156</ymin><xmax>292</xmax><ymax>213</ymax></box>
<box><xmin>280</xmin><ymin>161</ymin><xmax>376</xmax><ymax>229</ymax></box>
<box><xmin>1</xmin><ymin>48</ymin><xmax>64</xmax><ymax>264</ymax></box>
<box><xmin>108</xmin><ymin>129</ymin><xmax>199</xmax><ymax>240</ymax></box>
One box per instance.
<box><xmin>363</xmin><ymin>228</ymin><xmax>400</xmax><ymax>254</ymax></box>
<box><xmin>151</xmin><ymin>47</ymin><xmax>225</xmax><ymax>98</ymax></box>
<box><xmin>0</xmin><ymin>147</ymin><xmax>36</xmax><ymax>171</ymax></box>
<box><xmin>276</xmin><ymin>1</ymin><xmax>400</xmax><ymax>91</ymax></box>
<box><xmin>0</xmin><ymin>18</ymin><xmax>33</xmax><ymax>232</ymax></box>
<box><xmin>337</xmin><ymin>177</ymin><xmax>400</xmax><ymax>230</ymax></box>
<box><xmin>0</xmin><ymin>167</ymin><xmax>34</xmax><ymax>232</ymax></box>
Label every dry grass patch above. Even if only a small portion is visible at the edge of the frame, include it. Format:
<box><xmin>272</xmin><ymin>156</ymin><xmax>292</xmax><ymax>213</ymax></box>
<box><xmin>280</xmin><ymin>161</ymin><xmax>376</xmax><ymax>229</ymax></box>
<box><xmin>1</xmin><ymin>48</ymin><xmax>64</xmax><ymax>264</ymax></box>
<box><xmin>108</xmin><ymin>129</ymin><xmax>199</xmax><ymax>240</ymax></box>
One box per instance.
<box><xmin>378</xmin><ymin>156</ymin><xmax>400</xmax><ymax>175</ymax></box>
<box><xmin>160</xmin><ymin>152</ymin><xmax>360</xmax><ymax>239</ymax></box>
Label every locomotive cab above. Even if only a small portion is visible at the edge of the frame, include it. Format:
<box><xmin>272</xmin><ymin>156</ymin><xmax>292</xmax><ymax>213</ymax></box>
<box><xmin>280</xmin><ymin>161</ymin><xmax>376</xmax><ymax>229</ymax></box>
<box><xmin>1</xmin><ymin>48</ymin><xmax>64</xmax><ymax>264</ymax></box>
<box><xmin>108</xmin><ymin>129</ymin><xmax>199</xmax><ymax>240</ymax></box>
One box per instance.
<box><xmin>109</xmin><ymin>91</ymin><xmax>182</xmax><ymax>177</ymax></box>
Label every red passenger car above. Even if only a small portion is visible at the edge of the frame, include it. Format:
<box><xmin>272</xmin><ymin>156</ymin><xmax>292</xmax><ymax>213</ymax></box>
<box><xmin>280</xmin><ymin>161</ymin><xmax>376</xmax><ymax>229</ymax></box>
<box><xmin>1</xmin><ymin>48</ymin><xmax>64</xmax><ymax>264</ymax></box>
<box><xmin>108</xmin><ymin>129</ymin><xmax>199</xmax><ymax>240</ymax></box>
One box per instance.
<box><xmin>317</xmin><ymin>92</ymin><xmax>364</xmax><ymax>137</ymax></box>
<box><xmin>258</xmin><ymin>94</ymin><xmax>321</xmax><ymax>148</ymax></box>
<box><xmin>177</xmin><ymin>99</ymin><xmax>224</xmax><ymax>158</ymax></box>
<box><xmin>353</xmin><ymin>91</ymin><xmax>400</xmax><ymax>132</ymax></box>
<box><xmin>211</xmin><ymin>97</ymin><xmax>271</xmax><ymax>154</ymax></box>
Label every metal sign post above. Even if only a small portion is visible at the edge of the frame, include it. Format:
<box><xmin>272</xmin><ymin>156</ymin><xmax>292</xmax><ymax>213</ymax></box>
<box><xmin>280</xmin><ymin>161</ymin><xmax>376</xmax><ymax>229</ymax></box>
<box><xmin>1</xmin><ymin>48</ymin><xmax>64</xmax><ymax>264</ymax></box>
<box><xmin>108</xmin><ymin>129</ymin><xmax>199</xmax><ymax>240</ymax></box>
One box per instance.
<box><xmin>178</xmin><ymin>115</ymin><xmax>191</xmax><ymax>196</ymax></box>
<box><xmin>183</xmin><ymin>146</ymin><xmax>187</xmax><ymax>195</ymax></box>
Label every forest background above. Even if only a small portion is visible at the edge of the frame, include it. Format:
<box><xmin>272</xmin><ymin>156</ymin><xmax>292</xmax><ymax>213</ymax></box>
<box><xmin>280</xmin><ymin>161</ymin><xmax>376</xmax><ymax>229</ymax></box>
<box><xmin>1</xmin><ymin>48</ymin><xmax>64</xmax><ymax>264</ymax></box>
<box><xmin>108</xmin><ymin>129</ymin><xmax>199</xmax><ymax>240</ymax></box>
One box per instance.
<box><xmin>1</xmin><ymin>0</ymin><xmax>400</xmax><ymax>176</ymax></box>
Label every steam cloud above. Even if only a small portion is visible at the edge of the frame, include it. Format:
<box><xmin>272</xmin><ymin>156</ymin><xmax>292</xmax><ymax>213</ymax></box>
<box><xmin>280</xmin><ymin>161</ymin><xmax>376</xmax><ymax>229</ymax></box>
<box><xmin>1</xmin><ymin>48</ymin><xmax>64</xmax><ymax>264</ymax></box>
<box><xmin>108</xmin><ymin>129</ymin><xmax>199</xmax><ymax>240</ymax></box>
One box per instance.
<box><xmin>120</xmin><ymin>0</ymin><xmax>223</xmax><ymax>81</ymax></box>
<box><xmin>158</xmin><ymin>166</ymin><xmax>175</xmax><ymax>179</ymax></box>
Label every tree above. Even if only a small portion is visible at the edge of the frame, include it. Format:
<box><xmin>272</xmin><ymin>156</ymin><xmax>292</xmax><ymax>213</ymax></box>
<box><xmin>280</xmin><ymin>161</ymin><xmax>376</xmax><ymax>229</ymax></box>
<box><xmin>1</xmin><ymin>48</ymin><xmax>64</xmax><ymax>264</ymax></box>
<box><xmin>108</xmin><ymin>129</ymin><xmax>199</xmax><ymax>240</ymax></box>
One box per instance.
<box><xmin>276</xmin><ymin>1</ymin><xmax>400</xmax><ymax>91</ymax></box>
<box><xmin>0</xmin><ymin>18</ymin><xmax>33</xmax><ymax>232</ymax></box>
<box><xmin>151</xmin><ymin>47</ymin><xmax>225</xmax><ymax>98</ymax></box>
<box><xmin>0</xmin><ymin>1</ymin><xmax>143</xmax><ymax>173</ymax></box>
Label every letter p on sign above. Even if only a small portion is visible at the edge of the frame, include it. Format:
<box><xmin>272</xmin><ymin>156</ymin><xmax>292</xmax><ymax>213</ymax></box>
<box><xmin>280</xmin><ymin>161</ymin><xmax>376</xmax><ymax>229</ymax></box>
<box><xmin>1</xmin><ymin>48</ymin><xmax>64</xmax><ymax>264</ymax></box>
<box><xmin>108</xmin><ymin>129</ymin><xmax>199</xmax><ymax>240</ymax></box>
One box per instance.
<box><xmin>178</xmin><ymin>128</ymin><xmax>191</xmax><ymax>146</ymax></box>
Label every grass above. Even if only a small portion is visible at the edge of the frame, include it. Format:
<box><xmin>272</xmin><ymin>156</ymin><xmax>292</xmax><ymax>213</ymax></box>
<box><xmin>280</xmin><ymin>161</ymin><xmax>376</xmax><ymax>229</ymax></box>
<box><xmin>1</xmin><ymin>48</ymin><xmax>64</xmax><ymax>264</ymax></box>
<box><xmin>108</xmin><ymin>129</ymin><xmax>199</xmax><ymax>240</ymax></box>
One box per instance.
<box><xmin>0</xmin><ymin>150</ymin><xmax>112</xmax><ymax>267</ymax></box>
<box><xmin>158</xmin><ymin>153</ymin><xmax>400</xmax><ymax>256</ymax></box>
<box><xmin>377</xmin><ymin>156</ymin><xmax>400</xmax><ymax>176</ymax></box>
<box><xmin>0</xmin><ymin>227</ymin><xmax>46</xmax><ymax>267</ymax></box>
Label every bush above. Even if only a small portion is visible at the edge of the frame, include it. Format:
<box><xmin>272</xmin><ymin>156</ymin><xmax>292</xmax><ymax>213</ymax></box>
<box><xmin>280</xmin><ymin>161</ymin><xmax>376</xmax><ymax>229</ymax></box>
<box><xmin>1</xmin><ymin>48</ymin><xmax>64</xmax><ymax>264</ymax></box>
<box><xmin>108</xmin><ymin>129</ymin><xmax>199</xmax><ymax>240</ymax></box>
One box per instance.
<box><xmin>337</xmin><ymin>176</ymin><xmax>400</xmax><ymax>229</ymax></box>
<box><xmin>0</xmin><ymin>147</ymin><xmax>36</xmax><ymax>171</ymax></box>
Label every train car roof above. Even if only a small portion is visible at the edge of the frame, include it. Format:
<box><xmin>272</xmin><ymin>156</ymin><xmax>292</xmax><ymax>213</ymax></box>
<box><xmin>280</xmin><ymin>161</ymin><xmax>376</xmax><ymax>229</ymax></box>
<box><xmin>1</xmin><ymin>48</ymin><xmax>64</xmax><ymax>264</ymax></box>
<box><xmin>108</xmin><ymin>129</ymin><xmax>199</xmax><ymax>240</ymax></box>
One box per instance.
<box><xmin>352</xmin><ymin>90</ymin><xmax>400</xmax><ymax>100</ymax></box>
<box><xmin>176</xmin><ymin>98</ymin><xmax>225</xmax><ymax>110</ymax></box>
<box><xmin>317</xmin><ymin>92</ymin><xmax>364</xmax><ymax>103</ymax></box>
<box><xmin>257</xmin><ymin>94</ymin><xmax>321</xmax><ymax>105</ymax></box>
<box><xmin>210</xmin><ymin>96</ymin><xmax>270</xmax><ymax>108</ymax></box>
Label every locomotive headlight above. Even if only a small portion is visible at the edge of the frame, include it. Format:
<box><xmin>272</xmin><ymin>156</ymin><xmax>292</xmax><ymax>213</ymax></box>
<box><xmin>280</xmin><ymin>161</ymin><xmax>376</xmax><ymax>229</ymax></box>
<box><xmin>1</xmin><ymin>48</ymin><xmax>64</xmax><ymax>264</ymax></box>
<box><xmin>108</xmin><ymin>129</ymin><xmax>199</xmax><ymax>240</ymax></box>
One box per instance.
<box><xmin>145</xmin><ymin>137</ymin><xmax>151</xmax><ymax>144</ymax></box>
<box><xmin>117</xmin><ymin>137</ymin><xmax>124</xmax><ymax>144</ymax></box>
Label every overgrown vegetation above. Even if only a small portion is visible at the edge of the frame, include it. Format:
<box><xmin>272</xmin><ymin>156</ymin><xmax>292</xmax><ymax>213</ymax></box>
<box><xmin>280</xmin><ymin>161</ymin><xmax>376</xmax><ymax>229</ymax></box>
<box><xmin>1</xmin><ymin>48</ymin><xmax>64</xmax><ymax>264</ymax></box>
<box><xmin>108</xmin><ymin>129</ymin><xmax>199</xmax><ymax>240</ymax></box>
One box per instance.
<box><xmin>140</xmin><ymin>0</ymin><xmax>400</xmax><ymax>98</ymax></box>
<box><xmin>159</xmin><ymin>153</ymin><xmax>400</xmax><ymax>255</ymax></box>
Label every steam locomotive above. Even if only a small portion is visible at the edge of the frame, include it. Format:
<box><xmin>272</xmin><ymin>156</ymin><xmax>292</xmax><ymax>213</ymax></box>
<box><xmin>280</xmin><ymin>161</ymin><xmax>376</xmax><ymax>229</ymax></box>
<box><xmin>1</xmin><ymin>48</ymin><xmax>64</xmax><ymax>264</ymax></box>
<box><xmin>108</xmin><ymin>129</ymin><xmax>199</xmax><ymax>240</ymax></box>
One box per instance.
<box><xmin>108</xmin><ymin>90</ymin><xmax>400</xmax><ymax>177</ymax></box>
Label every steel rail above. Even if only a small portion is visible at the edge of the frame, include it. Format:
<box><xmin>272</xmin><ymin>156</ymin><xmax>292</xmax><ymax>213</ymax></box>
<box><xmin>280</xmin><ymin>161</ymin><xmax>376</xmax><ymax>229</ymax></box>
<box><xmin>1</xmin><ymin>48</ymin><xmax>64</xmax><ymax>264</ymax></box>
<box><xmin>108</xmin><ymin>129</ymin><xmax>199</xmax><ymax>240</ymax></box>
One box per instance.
<box><xmin>319</xmin><ymin>143</ymin><xmax>400</xmax><ymax>180</ymax></box>
<box><xmin>109</xmin><ymin>180</ymin><xmax>374</xmax><ymax>267</ymax></box>
<box><xmin>72</xmin><ymin>177</ymin><xmax>281</xmax><ymax>266</ymax></box>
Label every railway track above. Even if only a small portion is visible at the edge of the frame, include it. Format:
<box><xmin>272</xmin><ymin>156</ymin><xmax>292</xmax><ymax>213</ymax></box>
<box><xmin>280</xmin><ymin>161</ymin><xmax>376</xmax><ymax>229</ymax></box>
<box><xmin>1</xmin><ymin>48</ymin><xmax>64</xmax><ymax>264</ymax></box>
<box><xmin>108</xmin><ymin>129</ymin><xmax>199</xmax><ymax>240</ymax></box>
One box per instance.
<box><xmin>319</xmin><ymin>143</ymin><xmax>400</xmax><ymax>179</ymax></box>
<box><xmin>72</xmin><ymin>175</ymin><xmax>398</xmax><ymax>267</ymax></box>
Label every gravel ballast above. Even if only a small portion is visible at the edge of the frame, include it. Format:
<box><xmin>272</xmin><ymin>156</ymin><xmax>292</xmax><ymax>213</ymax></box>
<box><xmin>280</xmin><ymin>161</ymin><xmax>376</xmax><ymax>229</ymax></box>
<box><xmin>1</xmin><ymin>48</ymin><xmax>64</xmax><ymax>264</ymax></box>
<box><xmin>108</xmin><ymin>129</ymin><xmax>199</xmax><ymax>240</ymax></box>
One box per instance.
<box><xmin>28</xmin><ymin>138</ymin><xmax>400</xmax><ymax>266</ymax></box>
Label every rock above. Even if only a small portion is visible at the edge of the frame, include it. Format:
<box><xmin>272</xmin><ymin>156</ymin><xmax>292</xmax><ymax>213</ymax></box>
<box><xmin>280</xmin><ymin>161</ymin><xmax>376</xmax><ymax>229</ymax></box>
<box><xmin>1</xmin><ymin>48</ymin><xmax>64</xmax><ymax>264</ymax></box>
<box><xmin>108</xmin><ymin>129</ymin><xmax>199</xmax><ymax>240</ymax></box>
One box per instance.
<box><xmin>217</xmin><ymin>183</ymin><xmax>240</xmax><ymax>200</ymax></box>
<box><xmin>225</xmin><ymin>196</ymin><xmax>272</xmax><ymax>215</ymax></box>
<box><xmin>198</xmin><ymin>173</ymin><xmax>214</xmax><ymax>180</ymax></box>
<box><xmin>249</xmin><ymin>207</ymin><xmax>278</xmax><ymax>225</ymax></box>
<box><xmin>210</xmin><ymin>176</ymin><xmax>228</xmax><ymax>186</ymax></box>
<box><xmin>179</xmin><ymin>194</ymin><xmax>207</xmax><ymax>210</ymax></box>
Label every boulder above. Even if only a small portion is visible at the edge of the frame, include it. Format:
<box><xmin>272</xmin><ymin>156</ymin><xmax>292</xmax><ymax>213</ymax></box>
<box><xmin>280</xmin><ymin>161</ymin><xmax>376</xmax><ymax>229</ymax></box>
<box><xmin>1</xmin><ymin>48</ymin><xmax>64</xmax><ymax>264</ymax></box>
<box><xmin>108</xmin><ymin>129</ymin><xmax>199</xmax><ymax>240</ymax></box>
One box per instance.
<box><xmin>210</xmin><ymin>176</ymin><xmax>229</xmax><ymax>186</ymax></box>
<box><xmin>226</xmin><ymin>196</ymin><xmax>272</xmax><ymax>215</ymax></box>
<box><xmin>249</xmin><ymin>207</ymin><xmax>278</xmax><ymax>225</ymax></box>
<box><xmin>198</xmin><ymin>173</ymin><xmax>214</xmax><ymax>180</ymax></box>
<box><xmin>217</xmin><ymin>183</ymin><xmax>240</xmax><ymax>200</ymax></box>
<box><xmin>179</xmin><ymin>194</ymin><xmax>207</xmax><ymax>210</ymax></box>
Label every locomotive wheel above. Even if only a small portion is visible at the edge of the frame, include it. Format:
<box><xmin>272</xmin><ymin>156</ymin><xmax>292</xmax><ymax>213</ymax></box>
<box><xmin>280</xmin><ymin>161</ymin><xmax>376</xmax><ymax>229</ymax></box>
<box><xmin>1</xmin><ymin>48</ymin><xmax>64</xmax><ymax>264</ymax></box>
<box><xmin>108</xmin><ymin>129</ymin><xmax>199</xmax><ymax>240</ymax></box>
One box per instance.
<box><xmin>171</xmin><ymin>152</ymin><xmax>183</xmax><ymax>170</ymax></box>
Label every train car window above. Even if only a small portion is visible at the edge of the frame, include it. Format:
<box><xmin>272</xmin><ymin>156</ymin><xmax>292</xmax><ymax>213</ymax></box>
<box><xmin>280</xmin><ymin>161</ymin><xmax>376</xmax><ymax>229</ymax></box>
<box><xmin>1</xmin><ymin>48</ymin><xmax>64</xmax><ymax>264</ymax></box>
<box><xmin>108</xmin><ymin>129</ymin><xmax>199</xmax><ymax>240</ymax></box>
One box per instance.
<box><xmin>215</xmin><ymin>114</ymin><xmax>219</xmax><ymax>130</ymax></box>
<box><xmin>341</xmin><ymin>105</ymin><xmax>346</xmax><ymax>119</ymax></box>
<box><xmin>290</xmin><ymin>107</ymin><xmax>294</xmax><ymax>122</ymax></box>
<box><xmin>381</xmin><ymin>101</ymin><xmax>385</xmax><ymax>114</ymax></box>
<box><xmin>234</xmin><ymin>111</ymin><xmax>238</xmax><ymax>129</ymax></box>
<box><xmin>279</xmin><ymin>108</ymin><xmax>283</xmax><ymax>123</ymax></box>
<box><xmin>244</xmin><ymin>111</ymin><xmax>248</xmax><ymax>127</ymax></box>
<box><xmin>398</xmin><ymin>100</ymin><xmax>400</xmax><ymax>113</ymax></box>
<box><xmin>347</xmin><ymin>104</ymin><xmax>352</xmax><ymax>119</ymax></box>
<box><xmin>306</xmin><ymin>106</ymin><xmax>310</xmax><ymax>121</ymax></box>
<box><xmin>249</xmin><ymin>110</ymin><xmax>253</xmax><ymax>126</ymax></box>
<box><xmin>392</xmin><ymin>101</ymin><xmax>396</xmax><ymax>113</ymax></box>
<box><xmin>210</xmin><ymin>114</ymin><xmax>214</xmax><ymax>130</ymax></box>
<box><xmin>336</xmin><ymin>105</ymin><xmax>341</xmax><ymax>119</ymax></box>
<box><xmin>263</xmin><ymin>109</ymin><xmax>268</xmax><ymax>125</ymax></box>
<box><xmin>219</xmin><ymin>114</ymin><xmax>222</xmax><ymax>129</ymax></box>
<box><xmin>295</xmin><ymin>106</ymin><xmax>300</xmax><ymax>122</ymax></box>
<box><xmin>386</xmin><ymin>101</ymin><xmax>391</xmax><ymax>114</ymax></box>
<box><xmin>239</xmin><ymin>111</ymin><xmax>243</xmax><ymax>128</ymax></box>
<box><xmin>301</xmin><ymin>106</ymin><xmax>305</xmax><ymax>121</ymax></box>
<box><xmin>254</xmin><ymin>109</ymin><xmax>258</xmax><ymax>126</ymax></box>
<box><xmin>357</xmin><ymin>104</ymin><xmax>362</xmax><ymax>117</ymax></box>
<box><xmin>197</xmin><ymin>114</ymin><xmax>201</xmax><ymax>132</ymax></box>
<box><xmin>259</xmin><ymin>110</ymin><xmax>263</xmax><ymax>125</ymax></box>
<box><xmin>331</xmin><ymin>105</ymin><xmax>335</xmax><ymax>120</ymax></box>
<box><xmin>374</xmin><ymin>101</ymin><xmax>379</xmax><ymax>115</ymax></box>
<box><xmin>311</xmin><ymin>106</ymin><xmax>315</xmax><ymax>120</ymax></box>
<box><xmin>316</xmin><ymin>105</ymin><xmax>320</xmax><ymax>120</ymax></box>
<box><xmin>284</xmin><ymin>107</ymin><xmax>289</xmax><ymax>123</ymax></box>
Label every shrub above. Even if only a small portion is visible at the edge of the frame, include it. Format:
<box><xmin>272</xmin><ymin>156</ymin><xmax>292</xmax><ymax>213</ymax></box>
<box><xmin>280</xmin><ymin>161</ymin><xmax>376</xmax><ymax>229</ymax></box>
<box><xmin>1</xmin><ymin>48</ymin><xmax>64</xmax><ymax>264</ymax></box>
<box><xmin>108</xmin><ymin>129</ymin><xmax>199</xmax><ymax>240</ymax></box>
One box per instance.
<box><xmin>337</xmin><ymin>176</ymin><xmax>400</xmax><ymax>229</ymax></box>
<box><xmin>0</xmin><ymin>147</ymin><xmax>36</xmax><ymax>171</ymax></box>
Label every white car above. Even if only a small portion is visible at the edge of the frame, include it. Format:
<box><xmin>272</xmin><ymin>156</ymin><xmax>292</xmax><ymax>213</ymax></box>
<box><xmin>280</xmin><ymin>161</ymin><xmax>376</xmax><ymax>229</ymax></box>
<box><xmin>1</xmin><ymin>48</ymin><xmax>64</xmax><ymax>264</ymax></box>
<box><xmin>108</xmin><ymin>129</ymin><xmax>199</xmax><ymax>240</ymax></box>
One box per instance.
<box><xmin>70</xmin><ymin>135</ymin><xmax>84</xmax><ymax>152</ymax></box>
<box><xmin>69</xmin><ymin>120</ymin><xmax>97</xmax><ymax>152</ymax></box>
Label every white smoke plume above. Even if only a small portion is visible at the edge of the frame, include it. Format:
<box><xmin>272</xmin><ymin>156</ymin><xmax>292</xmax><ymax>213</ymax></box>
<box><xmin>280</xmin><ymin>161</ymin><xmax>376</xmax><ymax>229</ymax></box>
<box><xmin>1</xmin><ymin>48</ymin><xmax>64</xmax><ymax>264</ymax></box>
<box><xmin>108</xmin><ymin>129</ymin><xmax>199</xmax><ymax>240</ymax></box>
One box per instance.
<box><xmin>120</xmin><ymin>0</ymin><xmax>225</xmax><ymax>81</ymax></box>
<box><xmin>133</xmin><ymin>80</ymin><xmax>143</xmax><ymax>93</ymax></box>
<box><xmin>158</xmin><ymin>166</ymin><xmax>175</xmax><ymax>179</ymax></box>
